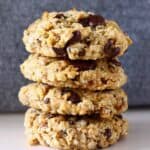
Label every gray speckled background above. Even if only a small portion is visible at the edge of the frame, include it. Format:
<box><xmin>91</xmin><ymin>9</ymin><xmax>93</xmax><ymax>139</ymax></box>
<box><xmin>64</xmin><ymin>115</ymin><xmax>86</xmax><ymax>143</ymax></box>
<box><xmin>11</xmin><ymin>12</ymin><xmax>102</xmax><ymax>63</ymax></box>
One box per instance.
<box><xmin>0</xmin><ymin>0</ymin><xmax>150</xmax><ymax>112</ymax></box>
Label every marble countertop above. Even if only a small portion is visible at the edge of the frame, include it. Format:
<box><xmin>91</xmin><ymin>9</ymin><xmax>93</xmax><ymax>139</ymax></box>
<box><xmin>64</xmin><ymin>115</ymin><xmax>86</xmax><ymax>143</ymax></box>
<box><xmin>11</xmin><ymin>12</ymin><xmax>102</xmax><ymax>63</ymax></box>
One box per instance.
<box><xmin>0</xmin><ymin>109</ymin><xmax>150</xmax><ymax>150</ymax></box>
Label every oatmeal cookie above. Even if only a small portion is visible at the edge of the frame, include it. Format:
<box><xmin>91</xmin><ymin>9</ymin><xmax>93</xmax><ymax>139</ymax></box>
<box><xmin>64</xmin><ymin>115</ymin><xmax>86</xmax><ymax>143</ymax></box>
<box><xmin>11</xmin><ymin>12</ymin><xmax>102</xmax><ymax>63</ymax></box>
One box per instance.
<box><xmin>25</xmin><ymin>108</ymin><xmax>128</xmax><ymax>150</ymax></box>
<box><xmin>23</xmin><ymin>9</ymin><xmax>132</xmax><ymax>60</ymax></box>
<box><xmin>20</xmin><ymin>54</ymin><xmax>127</xmax><ymax>91</ymax></box>
<box><xmin>19</xmin><ymin>83</ymin><xmax>128</xmax><ymax>118</ymax></box>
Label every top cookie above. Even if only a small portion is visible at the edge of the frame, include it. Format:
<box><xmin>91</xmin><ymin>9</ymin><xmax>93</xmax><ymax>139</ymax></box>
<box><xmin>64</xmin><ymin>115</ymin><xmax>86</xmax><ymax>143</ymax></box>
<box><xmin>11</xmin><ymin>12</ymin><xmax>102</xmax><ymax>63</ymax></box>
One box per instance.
<box><xmin>23</xmin><ymin>9</ymin><xmax>132</xmax><ymax>60</ymax></box>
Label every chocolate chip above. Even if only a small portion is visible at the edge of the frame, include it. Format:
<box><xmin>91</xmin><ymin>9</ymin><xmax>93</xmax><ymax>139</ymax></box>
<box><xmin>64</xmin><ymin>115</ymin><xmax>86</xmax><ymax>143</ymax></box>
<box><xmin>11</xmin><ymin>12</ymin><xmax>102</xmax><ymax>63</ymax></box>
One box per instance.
<box><xmin>69</xmin><ymin>60</ymin><xmax>97</xmax><ymax>71</ymax></box>
<box><xmin>44</xmin><ymin>98</ymin><xmax>50</xmax><ymax>104</ymax></box>
<box><xmin>104</xmin><ymin>39</ymin><xmax>120</xmax><ymax>58</ymax></box>
<box><xmin>78</xmin><ymin>14</ymin><xmax>105</xmax><ymax>27</ymax></box>
<box><xmin>61</xmin><ymin>88</ymin><xmax>81</xmax><ymax>104</ymax></box>
<box><xmin>104</xmin><ymin>128</ymin><xmax>112</xmax><ymax>139</ymax></box>
<box><xmin>78</xmin><ymin>49</ymin><xmax>85</xmax><ymax>56</ymax></box>
<box><xmin>101</xmin><ymin>78</ymin><xmax>107</xmax><ymax>84</ymax></box>
<box><xmin>55</xmin><ymin>13</ymin><xmax>65</xmax><ymax>19</ymax></box>
<box><xmin>53</xmin><ymin>47</ymin><xmax>68</xmax><ymax>58</ymax></box>
<box><xmin>66</xmin><ymin>31</ymin><xmax>81</xmax><ymax>46</ymax></box>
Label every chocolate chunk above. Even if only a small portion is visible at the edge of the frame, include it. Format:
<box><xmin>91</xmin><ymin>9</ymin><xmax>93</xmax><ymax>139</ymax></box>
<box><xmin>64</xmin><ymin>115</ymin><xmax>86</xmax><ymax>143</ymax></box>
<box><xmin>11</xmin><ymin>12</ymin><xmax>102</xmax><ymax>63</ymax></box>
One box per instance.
<box><xmin>116</xmin><ymin>114</ymin><xmax>123</xmax><ymax>119</ymax></box>
<box><xmin>111</xmin><ymin>47</ymin><xmax>120</xmax><ymax>57</ymax></box>
<box><xmin>108</xmin><ymin>59</ymin><xmax>121</xmax><ymax>73</ymax></box>
<box><xmin>97</xmin><ymin>145</ymin><xmax>102</xmax><ymax>149</ymax></box>
<box><xmin>78</xmin><ymin>14</ymin><xmax>105</xmax><ymax>27</ymax></box>
<box><xmin>104</xmin><ymin>128</ymin><xmax>112</xmax><ymax>139</ymax></box>
<box><xmin>69</xmin><ymin>60</ymin><xmax>97</xmax><ymax>71</ymax></box>
<box><xmin>44</xmin><ymin>98</ymin><xmax>50</xmax><ymax>104</ymax></box>
<box><xmin>66</xmin><ymin>31</ymin><xmax>81</xmax><ymax>46</ymax></box>
<box><xmin>78</xmin><ymin>17</ymin><xmax>89</xmax><ymax>27</ymax></box>
<box><xmin>71</xmin><ymin>75</ymin><xmax>79</xmax><ymax>81</ymax></box>
<box><xmin>78</xmin><ymin>49</ymin><xmax>85</xmax><ymax>56</ymax></box>
<box><xmin>55</xmin><ymin>13</ymin><xmax>65</xmax><ymax>19</ymax></box>
<box><xmin>83</xmin><ymin>38</ymin><xmax>91</xmax><ymax>46</ymax></box>
<box><xmin>108</xmin><ymin>59</ymin><xmax>121</xmax><ymax>66</ymax></box>
<box><xmin>61</xmin><ymin>87</ymin><xmax>71</xmax><ymax>95</ymax></box>
<box><xmin>53</xmin><ymin>31</ymin><xmax>81</xmax><ymax>58</ymax></box>
<box><xmin>101</xmin><ymin>78</ymin><xmax>107</xmax><ymax>84</ymax></box>
<box><xmin>61</xmin><ymin>88</ymin><xmax>81</xmax><ymax>104</ymax></box>
<box><xmin>68</xmin><ymin>92</ymin><xmax>81</xmax><ymax>104</ymax></box>
<box><xmin>88</xmin><ymin>14</ymin><xmax>105</xmax><ymax>27</ymax></box>
<box><xmin>88</xmin><ymin>80</ymin><xmax>94</xmax><ymax>86</ymax></box>
<box><xmin>77</xmin><ymin>114</ymin><xmax>99</xmax><ymax>121</ymax></box>
<box><xmin>104</xmin><ymin>39</ymin><xmax>120</xmax><ymax>58</ymax></box>
<box><xmin>53</xmin><ymin>47</ymin><xmax>68</xmax><ymax>58</ymax></box>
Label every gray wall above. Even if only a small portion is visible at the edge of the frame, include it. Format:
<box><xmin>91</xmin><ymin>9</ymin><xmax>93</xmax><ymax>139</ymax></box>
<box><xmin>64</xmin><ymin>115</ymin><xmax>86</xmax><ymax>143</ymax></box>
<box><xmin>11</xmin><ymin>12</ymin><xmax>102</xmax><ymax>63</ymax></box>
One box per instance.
<box><xmin>0</xmin><ymin>0</ymin><xmax>150</xmax><ymax>112</ymax></box>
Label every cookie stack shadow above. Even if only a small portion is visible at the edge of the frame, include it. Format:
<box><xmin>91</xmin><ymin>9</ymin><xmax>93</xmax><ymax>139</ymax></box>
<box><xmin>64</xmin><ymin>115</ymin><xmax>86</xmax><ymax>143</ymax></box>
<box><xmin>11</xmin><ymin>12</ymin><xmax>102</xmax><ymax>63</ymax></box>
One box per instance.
<box><xmin>18</xmin><ymin>9</ymin><xmax>132</xmax><ymax>150</ymax></box>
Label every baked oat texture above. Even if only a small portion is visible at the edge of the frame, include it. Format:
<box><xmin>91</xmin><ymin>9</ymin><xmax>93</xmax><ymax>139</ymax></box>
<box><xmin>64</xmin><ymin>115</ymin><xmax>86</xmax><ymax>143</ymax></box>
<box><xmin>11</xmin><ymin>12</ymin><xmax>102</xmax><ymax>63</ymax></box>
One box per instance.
<box><xmin>23</xmin><ymin>9</ymin><xmax>132</xmax><ymax>60</ymax></box>
<box><xmin>20</xmin><ymin>54</ymin><xmax>127</xmax><ymax>91</ymax></box>
<box><xmin>25</xmin><ymin>108</ymin><xmax>128</xmax><ymax>150</ymax></box>
<box><xmin>19</xmin><ymin>83</ymin><xmax>128</xmax><ymax>118</ymax></box>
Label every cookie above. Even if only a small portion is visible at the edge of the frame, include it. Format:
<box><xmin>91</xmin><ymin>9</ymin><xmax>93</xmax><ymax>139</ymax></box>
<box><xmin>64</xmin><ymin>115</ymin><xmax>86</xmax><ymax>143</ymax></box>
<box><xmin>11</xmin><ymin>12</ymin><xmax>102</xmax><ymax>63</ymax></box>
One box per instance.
<box><xmin>20</xmin><ymin>54</ymin><xmax>127</xmax><ymax>91</ymax></box>
<box><xmin>25</xmin><ymin>108</ymin><xmax>128</xmax><ymax>150</ymax></box>
<box><xmin>23</xmin><ymin>9</ymin><xmax>132</xmax><ymax>60</ymax></box>
<box><xmin>19</xmin><ymin>83</ymin><xmax>128</xmax><ymax>118</ymax></box>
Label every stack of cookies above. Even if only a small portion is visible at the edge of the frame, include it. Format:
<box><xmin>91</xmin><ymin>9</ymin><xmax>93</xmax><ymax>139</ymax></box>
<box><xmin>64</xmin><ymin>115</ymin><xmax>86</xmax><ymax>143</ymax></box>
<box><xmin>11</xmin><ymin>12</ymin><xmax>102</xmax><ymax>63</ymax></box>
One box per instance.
<box><xmin>18</xmin><ymin>9</ymin><xmax>132</xmax><ymax>150</ymax></box>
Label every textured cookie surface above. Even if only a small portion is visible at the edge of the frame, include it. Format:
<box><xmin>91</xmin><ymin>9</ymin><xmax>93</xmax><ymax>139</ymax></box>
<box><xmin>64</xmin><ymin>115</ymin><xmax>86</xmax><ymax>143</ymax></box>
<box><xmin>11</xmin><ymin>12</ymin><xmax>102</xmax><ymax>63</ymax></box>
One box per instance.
<box><xmin>25</xmin><ymin>108</ymin><xmax>128</xmax><ymax>150</ymax></box>
<box><xmin>19</xmin><ymin>83</ymin><xmax>128</xmax><ymax>118</ymax></box>
<box><xmin>20</xmin><ymin>54</ymin><xmax>127</xmax><ymax>91</ymax></box>
<box><xmin>23</xmin><ymin>9</ymin><xmax>132</xmax><ymax>60</ymax></box>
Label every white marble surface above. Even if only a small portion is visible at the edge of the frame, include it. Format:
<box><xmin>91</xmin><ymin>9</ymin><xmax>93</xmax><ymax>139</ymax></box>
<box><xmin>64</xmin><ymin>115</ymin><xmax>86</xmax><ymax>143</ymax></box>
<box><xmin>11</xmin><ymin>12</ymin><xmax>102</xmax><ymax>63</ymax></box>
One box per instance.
<box><xmin>0</xmin><ymin>109</ymin><xmax>150</xmax><ymax>150</ymax></box>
